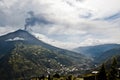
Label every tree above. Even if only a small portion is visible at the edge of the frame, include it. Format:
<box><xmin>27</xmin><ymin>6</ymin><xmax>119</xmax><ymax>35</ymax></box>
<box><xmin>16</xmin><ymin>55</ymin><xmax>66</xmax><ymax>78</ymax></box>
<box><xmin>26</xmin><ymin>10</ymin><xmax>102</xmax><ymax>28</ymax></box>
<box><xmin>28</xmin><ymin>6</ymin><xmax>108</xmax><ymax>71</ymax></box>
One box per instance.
<box><xmin>67</xmin><ymin>75</ymin><xmax>74</xmax><ymax>80</ymax></box>
<box><xmin>48</xmin><ymin>74</ymin><xmax>51</xmax><ymax>80</ymax></box>
<box><xmin>53</xmin><ymin>73</ymin><xmax>60</xmax><ymax>78</ymax></box>
<box><xmin>98</xmin><ymin>63</ymin><xmax>107</xmax><ymax>80</ymax></box>
<box><xmin>108</xmin><ymin>57</ymin><xmax>118</xmax><ymax>80</ymax></box>
<box><xmin>40</xmin><ymin>75</ymin><xmax>45</xmax><ymax>80</ymax></box>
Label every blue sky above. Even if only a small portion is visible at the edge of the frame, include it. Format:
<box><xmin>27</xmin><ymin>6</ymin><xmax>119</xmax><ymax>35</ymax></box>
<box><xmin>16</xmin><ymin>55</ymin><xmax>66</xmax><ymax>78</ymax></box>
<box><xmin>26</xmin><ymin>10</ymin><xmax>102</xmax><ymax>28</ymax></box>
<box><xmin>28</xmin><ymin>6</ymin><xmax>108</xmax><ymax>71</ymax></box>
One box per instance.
<box><xmin>0</xmin><ymin>0</ymin><xmax>120</xmax><ymax>49</ymax></box>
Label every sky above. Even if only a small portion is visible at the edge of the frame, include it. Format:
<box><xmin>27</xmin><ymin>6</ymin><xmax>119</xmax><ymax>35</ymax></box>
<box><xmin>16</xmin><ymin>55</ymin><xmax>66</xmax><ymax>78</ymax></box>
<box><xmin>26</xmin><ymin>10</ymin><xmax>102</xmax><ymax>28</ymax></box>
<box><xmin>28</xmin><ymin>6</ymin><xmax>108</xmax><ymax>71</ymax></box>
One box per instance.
<box><xmin>0</xmin><ymin>0</ymin><xmax>120</xmax><ymax>49</ymax></box>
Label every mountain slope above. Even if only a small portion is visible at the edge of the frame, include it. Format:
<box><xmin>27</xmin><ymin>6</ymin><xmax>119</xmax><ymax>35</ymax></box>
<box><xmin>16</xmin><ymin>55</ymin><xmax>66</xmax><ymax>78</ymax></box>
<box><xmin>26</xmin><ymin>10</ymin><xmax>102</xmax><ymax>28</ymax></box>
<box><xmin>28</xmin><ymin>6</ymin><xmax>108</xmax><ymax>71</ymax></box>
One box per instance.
<box><xmin>0</xmin><ymin>29</ymin><xmax>85</xmax><ymax>60</ymax></box>
<box><xmin>0</xmin><ymin>29</ymin><xmax>90</xmax><ymax>80</ymax></box>
<box><xmin>97</xmin><ymin>47</ymin><xmax>120</xmax><ymax>63</ymax></box>
<box><xmin>105</xmin><ymin>55</ymin><xmax>120</xmax><ymax>68</ymax></box>
<box><xmin>0</xmin><ymin>44</ymin><xmax>77</xmax><ymax>79</ymax></box>
<box><xmin>73</xmin><ymin>44</ymin><xmax>120</xmax><ymax>58</ymax></box>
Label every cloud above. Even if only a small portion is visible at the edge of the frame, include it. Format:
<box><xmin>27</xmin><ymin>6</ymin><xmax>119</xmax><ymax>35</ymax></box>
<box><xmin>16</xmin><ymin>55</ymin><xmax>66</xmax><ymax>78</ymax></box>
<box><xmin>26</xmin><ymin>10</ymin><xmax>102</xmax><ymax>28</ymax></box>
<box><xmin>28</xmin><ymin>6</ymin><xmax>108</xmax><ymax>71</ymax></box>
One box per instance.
<box><xmin>32</xmin><ymin>32</ymin><xmax>80</xmax><ymax>49</ymax></box>
<box><xmin>104</xmin><ymin>12</ymin><xmax>120</xmax><ymax>21</ymax></box>
<box><xmin>0</xmin><ymin>11</ymin><xmax>6</xmax><ymax>26</ymax></box>
<box><xmin>0</xmin><ymin>26</ymin><xmax>17</xmax><ymax>36</ymax></box>
<box><xmin>24</xmin><ymin>11</ymin><xmax>53</xmax><ymax>30</ymax></box>
<box><xmin>0</xmin><ymin>0</ymin><xmax>120</xmax><ymax>49</ymax></box>
<box><xmin>81</xmin><ymin>0</ymin><xmax>120</xmax><ymax>18</ymax></box>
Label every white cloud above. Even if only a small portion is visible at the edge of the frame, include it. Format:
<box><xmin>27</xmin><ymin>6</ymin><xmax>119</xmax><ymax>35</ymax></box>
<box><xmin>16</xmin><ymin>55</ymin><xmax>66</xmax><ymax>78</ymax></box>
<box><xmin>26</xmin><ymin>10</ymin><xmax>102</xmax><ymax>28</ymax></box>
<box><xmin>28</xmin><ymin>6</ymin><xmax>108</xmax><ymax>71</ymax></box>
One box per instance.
<box><xmin>0</xmin><ymin>0</ymin><xmax>120</xmax><ymax>49</ymax></box>
<box><xmin>74</xmin><ymin>0</ymin><xmax>120</xmax><ymax>18</ymax></box>
<box><xmin>32</xmin><ymin>32</ymin><xmax>79</xmax><ymax>49</ymax></box>
<box><xmin>0</xmin><ymin>26</ymin><xmax>17</xmax><ymax>36</ymax></box>
<box><xmin>32</xmin><ymin>32</ymin><xmax>120</xmax><ymax>49</ymax></box>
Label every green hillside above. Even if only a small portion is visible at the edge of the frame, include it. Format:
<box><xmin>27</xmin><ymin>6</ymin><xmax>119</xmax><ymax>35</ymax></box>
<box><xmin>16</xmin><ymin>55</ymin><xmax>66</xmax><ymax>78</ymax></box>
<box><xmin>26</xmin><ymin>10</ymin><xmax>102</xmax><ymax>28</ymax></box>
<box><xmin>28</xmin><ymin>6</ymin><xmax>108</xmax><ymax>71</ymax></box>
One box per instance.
<box><xmin>0</xmin><ymin>43</ymin><xmax>89</xmax><ymax>80</ymax></box>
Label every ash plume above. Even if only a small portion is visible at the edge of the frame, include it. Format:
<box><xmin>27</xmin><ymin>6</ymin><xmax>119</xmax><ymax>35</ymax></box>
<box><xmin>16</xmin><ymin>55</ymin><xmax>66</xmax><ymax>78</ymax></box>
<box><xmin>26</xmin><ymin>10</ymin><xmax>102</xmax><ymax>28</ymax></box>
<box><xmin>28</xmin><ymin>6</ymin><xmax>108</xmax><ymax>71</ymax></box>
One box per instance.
<box><xmin>24</xmin><ymin>11</ymin><xmax>52</xmax><ymax>31</ymax></box>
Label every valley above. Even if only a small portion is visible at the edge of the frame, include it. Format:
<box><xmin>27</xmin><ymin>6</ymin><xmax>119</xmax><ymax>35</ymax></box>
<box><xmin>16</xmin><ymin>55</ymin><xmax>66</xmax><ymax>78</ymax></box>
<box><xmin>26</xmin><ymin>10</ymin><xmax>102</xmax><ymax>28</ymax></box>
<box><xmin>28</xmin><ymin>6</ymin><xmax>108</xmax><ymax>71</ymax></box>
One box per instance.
<box><xmin>0</xmin><ymin>30</ymin><xmax>120</xmax><ymax>80</ymax></box>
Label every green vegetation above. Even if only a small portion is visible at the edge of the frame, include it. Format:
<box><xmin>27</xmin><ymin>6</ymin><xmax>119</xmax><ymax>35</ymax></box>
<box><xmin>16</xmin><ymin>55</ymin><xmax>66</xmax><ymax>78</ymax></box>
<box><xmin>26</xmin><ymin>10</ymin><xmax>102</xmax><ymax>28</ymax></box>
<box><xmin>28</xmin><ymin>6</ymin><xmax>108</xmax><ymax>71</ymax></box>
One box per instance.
<box><xmin>0</xmin><ymin>30</ymin><xmax>120</xmax><ymax>80</ymax></box>
<box><xmin>97</xmin><ymin>64</ymin><xmax>107</xmax><ymax>80</ymax></box>
<box><xmin>0</xmin><ymin>43</ymin><xmax>89</xmax><ymax>80</ymax></box>
<box><xmin>0</xmin><ymin>43</ymin><xmax>120</xmax><ymax>80</ymax></box>
<box><xmin>30</xmin><ymin>74</ymin><xmax>84</xmax><ymax>80</ymax></box>
<box><xmin>108</xmin><ymin>57</ymin><xmax>118</xmax><ymax>80</ymax></box>
<box><xmin>83</xmin><ymin>56</ymin><xmax>120</xmax><ymax>80</ymax></box>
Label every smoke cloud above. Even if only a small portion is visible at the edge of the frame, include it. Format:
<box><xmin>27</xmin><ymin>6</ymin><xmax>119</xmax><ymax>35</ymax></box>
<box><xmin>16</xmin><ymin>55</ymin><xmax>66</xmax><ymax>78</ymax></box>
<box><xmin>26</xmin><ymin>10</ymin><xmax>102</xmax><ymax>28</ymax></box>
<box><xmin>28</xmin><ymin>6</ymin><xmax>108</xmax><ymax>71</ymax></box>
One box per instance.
<box><xmin>24</xmin><ymin>11</ymin><xmax>52</xmax><ymax>31</ymax></box>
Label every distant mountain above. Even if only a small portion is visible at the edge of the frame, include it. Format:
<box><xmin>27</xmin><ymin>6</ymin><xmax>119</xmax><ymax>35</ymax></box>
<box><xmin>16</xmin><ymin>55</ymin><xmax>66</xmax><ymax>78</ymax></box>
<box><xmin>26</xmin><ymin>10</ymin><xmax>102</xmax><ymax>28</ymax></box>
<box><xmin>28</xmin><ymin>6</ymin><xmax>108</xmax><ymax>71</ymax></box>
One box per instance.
<box><xmin>0</xmin><ymin>29</ymin><xmax>90</xmax><ymax>80</ymax></box>
<box><xmin>73</xmin><ymin>44</ymin><xmax>120</xmax><ymax>65</ymax></box>
<box><xmin>73</xmin><ymin>44</ymin><xmax>120</xmax><ymax>58</ymax></box>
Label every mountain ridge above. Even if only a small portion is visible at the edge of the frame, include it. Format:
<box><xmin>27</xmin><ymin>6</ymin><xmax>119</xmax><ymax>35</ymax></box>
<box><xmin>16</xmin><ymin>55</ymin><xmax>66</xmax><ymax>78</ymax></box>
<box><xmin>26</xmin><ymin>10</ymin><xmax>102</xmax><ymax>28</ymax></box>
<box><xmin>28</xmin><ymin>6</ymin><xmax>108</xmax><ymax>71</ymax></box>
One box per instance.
<box><xmin>0</xmin><ymin>29</ymin><xmax>91</xmax><ymax>80</ymax></box>
<box><xmin>73</xmin><ymin>44</ymin><xmax>120</xmax><ymax>65</ymax></box>
<box><xmin>73</xmin><ymin>44</ymin><xmax>120</xmax><ymax>57</ymax></box>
